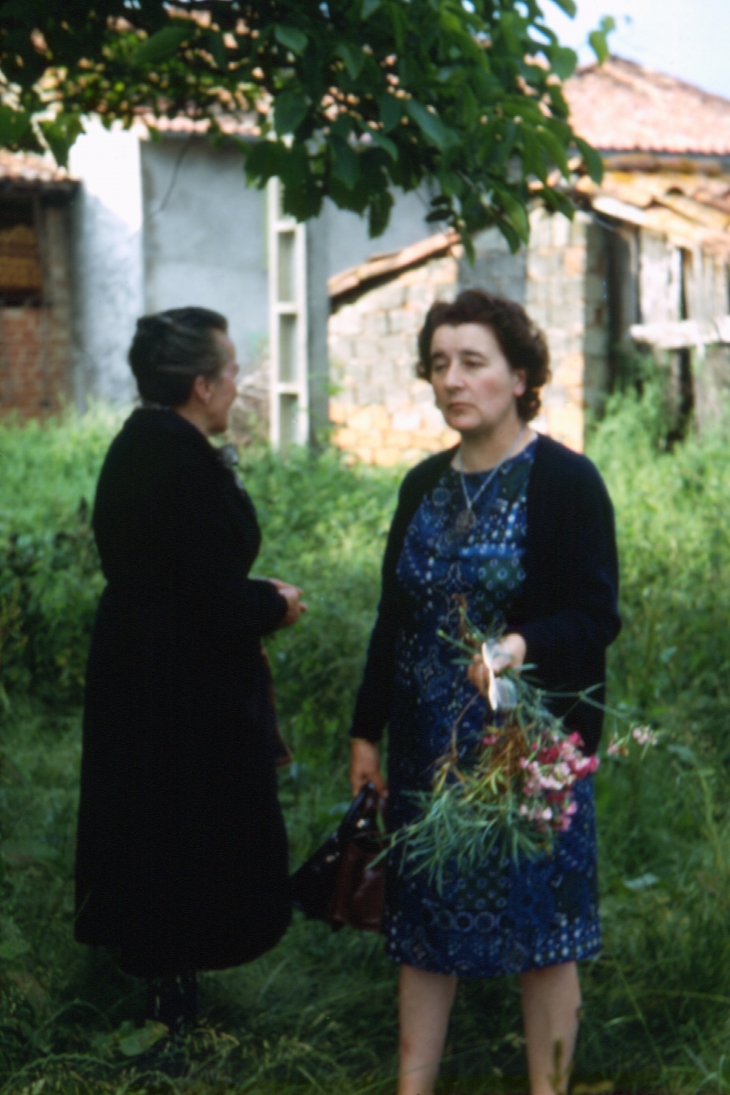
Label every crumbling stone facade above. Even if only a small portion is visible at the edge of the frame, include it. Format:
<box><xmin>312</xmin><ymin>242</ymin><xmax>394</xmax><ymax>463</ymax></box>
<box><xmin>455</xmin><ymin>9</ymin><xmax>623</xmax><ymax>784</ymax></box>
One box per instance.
<box><xmin>329</xmin><ymin>208</ymin><xmax>606</xmax><ymax>463</ymax></box>
<box><xmin>329</xmin><ymin>255</ymin><xmax>460</xmax><ymax>466</ymax></box>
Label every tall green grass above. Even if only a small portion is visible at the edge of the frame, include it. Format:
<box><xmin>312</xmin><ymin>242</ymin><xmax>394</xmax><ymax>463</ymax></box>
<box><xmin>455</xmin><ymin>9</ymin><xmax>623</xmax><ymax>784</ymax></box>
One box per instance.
<box><xmin>1</xmin><ymin>395</ymin><xmax>730</xmax><ymax>1091</ymax></box>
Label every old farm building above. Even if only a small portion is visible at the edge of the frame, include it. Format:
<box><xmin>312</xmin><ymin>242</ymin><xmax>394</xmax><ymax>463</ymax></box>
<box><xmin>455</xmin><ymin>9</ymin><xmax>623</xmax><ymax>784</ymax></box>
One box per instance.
<box><xmin>1</xmin><ymin>58</ymin><xmax>730</xmax><ymax>457</ymax></box>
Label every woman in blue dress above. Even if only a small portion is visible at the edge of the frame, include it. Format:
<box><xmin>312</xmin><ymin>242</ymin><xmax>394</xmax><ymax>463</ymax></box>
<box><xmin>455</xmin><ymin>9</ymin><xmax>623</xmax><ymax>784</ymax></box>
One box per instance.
<box><xmin>349</xmin><ymin>290</ymin><xmax>620</xmax><ymax>1095</ymax></box>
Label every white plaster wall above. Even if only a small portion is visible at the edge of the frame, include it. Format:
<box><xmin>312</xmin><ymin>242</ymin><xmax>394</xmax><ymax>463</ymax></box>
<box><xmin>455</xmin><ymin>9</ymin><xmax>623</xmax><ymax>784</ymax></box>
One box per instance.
<box><xmin>322</xmin><ymin>189</ymin><xmax>443</xmax><ymax>279</ymax></box>
<box><xmin>69</xmin><ymin>120</ymin><xmax>143</xmax><ymax>407</ymax></box>
<box><xmin>140</xmin><ymin>139</ymin><xmax>268</xmax><ymax>374</ymax></box>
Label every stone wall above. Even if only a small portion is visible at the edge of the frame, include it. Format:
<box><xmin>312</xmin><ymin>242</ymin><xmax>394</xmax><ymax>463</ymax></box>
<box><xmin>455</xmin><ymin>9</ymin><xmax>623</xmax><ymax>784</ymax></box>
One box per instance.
<box><xmin>328</xmin><ymin>208</ymin><xmax>605</xmax><ymax>463</ymax></box>
<box><xmin>525</xmin><ymin>208</ymin><xmax>607</xmax><ymax>449</ymax></box>
<box><xmin>328</xmin><ymin>255</ymin><xmax>460</xmax><ymax>466</ymax></box>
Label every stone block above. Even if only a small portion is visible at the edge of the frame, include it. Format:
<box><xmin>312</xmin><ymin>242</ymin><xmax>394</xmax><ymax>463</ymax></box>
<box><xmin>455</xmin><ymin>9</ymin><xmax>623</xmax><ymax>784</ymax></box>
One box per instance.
<box><xmin>330</xmin><ymin>305</ymin><xmax>363</xmax><ymax>337</ymax></box>
<box><xmin>373</xmin><ymin>446</ymin><xmax>404</xmax><ymax>467</ymax></box>
<box><xmin>552</xmin><ymin>352</ymin><xmax>584</xmax><ymax>387</ymax></box>
<box><xmin>368</xmin><ymin>282</ymin><xmax>405</xmax><ymax>310</ymax></box>
<box><xmin>406</xmin><ymin>283</ymin><xmax>435</xmax><ymax>309</ymax></box>
<box><xmin>328</xmin><ymin>400</ymin><xmax>352</xmax><ymax>424</ymax></box>
<box><xmin>333</xmin><ymin>426</ymin><xmax>357</xmax><ymax>447</ymax></box>
<box><xmin>365</xmin><ymin>312</ymin><xmax>389</xmax><ymax>336</ymax></box>
<box><xmin>564</xmin><ymin>246</ymin><xmax>586</xmax><ymax>278</ymax></box>
<box><xmin>429</xmin><ymin>257</ymin><xmax>459</xmax><ymax>285</ymax></box>
<box><xmin>546</xmin><ymin>403</ymin><xmax>583</xmax><ymax>452</ymax></box>
<box><xmin>380</xmin><ymin>333</ymin><xmax>415</xmax><ymax>364</ymax></box>
<box><xmin>390</xmin><ymin>309</ymin><xmax>420</xmax><ymax>334</ymax></box>
<box><xmin>353</xmin><ymin>337</ymin><xmax>381</xmax><ymax>363</ymax></box>
<box><xmin>392</xmin><ymin>407</ymin><xmax>422</xmax><ymax>432</ymax></box>
<box><xmin>551</xmin><ymin>214</ymin><xmax>571</xmax><ymax>249</ymax></box>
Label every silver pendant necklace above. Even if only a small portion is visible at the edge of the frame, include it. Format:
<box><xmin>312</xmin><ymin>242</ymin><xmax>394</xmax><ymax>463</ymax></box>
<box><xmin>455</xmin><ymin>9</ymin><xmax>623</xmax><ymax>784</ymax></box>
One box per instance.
<box><xmin>454</xmin><ymin>426</ymin><xmax>527</xmax><ymax>535</ymax></box>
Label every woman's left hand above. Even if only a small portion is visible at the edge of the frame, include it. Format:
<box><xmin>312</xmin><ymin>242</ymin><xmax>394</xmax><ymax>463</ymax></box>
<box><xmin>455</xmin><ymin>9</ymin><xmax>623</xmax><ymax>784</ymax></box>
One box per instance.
<box><xmin>467</xmin><ymin>632</ymin><xmax>526</xmax><ymax>695</ymax></box>
<box><xmin>490</xmin><ymin>632</ymin><xmax>526</xmax><ymax>674</ymax></box>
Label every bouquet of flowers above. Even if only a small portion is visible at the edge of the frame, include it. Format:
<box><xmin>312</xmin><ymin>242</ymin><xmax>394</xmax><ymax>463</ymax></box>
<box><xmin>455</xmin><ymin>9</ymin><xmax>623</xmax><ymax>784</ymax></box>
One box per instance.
<box><xmin>388</xmin><ymin>611</ymin><xmax>653</xmax><ymax>891</ymax></box>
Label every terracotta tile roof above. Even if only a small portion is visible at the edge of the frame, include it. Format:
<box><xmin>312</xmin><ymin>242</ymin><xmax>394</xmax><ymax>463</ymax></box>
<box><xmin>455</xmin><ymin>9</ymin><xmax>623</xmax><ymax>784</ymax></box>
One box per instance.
<box><xmin>576</xmin><ymin>168</ymin><xmax>730</xmax><ymax>258</ymax></box>
<box><xmin>0</xmin><ymin>149</ymin><xmax>77</xmax><ymax>192</ymax></box>
<box><xmin>141</xmin><ymin>112</ymin><xmax>260</xmax><ymax>138</ymax></box>
<box><xmin>328</xmin><ymin>230</ymin><xmax>460</xmax><ymax>301</ymax></box>
<box><xmin>565</xmin><ymin>58</ymin><xmax>730</xmax><ymax>157</ymax></box>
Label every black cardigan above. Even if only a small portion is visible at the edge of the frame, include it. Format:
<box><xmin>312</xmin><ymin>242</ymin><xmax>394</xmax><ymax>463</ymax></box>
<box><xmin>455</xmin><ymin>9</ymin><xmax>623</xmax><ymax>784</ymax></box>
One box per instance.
<box><xmin>349</xmin><ymin>434</ymin><xmax>621</xmax><ymax>756</ymax></box>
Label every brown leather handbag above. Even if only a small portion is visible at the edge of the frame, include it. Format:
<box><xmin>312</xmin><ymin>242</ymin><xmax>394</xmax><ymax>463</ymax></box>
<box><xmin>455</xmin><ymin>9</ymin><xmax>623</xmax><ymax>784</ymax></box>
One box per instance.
<box><xmin>290</xmin><ymin>783</ymin><xmax>387</xmax><ymax>933</ymax></box>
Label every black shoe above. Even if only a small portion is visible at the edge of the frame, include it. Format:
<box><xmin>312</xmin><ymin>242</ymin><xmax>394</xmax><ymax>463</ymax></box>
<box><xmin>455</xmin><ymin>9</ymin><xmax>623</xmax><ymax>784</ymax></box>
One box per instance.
<box><xmin>144</xmin><ymin>971</ymin><xmax>199</xmax><ymax>1035</ymax></box>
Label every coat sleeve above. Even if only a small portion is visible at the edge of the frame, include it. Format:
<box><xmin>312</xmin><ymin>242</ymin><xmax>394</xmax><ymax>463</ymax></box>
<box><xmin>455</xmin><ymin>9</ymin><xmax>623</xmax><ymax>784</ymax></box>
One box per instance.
<box><xmin>349</xmin><ymin>477</ymin><xmax>416</xmax><ymax>743</ymax></box>
<box><xmin>514</xmin><ymin>457</ymin><xmax>620</xmax><ymax>696</ymax></box>
<box><xmin>150</xmin><ymin>446</ymin><xmax>287</xmax><ymax>642</ymax></box>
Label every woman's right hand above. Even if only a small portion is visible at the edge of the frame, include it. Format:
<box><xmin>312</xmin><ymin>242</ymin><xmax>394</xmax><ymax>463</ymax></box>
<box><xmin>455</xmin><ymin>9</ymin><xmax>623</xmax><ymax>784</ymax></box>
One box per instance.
<box><xmin>270</xmin><ymin>580</ymin><xmax>307</xmax><ymax>628</ymax></box>
<box><xmin>350</xmin><ymin>738</ymin><xmax>388</xmax><ymax>798</ymax></box>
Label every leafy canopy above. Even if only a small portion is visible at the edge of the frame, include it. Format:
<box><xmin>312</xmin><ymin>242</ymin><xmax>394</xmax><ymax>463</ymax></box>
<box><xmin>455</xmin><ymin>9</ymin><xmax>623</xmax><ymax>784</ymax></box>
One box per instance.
<box><xmin>0</xmin><ymin>0</ymin><xmax>609</xmax><ymax>253</ymax></box>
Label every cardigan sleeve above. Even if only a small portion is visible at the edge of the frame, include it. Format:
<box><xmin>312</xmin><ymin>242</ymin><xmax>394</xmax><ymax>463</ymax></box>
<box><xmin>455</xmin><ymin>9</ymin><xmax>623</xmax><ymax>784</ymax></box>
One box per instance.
<box><xmin>348</xmin><ymin>479</ymin><xmax>411</xmax><ymax>743</ymax></box>
<box><xmin>511</xmin><ymin>451</ymin><xmax>620</xmax><ymax>744</ymax></box>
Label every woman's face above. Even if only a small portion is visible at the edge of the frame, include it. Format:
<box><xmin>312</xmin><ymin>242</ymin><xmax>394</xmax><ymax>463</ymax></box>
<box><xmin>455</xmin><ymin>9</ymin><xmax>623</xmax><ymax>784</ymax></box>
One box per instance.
<box><xmin>429</xmin><ymin>323</ymin><xmax>525</xmax><ymax>437</ymax></box>
<box><xmin>203</xmin><ymin>331</ymin><xmax>239</xmax><ymax>434</ymax></box>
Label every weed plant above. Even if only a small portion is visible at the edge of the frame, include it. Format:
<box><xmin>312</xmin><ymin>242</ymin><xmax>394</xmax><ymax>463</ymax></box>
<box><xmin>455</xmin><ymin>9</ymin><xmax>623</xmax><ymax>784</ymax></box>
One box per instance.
<box><xmin>0</xmin><ymin>395</ymin><xmax>730</xmax><ymax>1091</ymax></box>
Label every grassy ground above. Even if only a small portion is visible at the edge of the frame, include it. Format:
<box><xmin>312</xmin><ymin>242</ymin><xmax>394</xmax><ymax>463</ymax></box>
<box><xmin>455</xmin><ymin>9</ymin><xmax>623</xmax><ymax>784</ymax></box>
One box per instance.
<box><xmin>2</xmin><ymin>394</ymin><xmax>730</xmax><ymax>1092</ymax></box>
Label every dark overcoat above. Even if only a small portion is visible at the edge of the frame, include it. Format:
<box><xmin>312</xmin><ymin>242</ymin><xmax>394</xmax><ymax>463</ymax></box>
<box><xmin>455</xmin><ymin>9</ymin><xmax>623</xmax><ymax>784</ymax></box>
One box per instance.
<box><xmin>75</xmin><ymin>408</ymin><xmax>290</xmax><ymax>978</ymax></box>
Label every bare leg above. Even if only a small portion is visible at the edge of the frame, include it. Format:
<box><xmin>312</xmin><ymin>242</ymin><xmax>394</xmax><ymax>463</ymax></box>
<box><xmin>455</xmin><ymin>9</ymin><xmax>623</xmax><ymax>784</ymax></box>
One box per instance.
<box><xmin>520</xmin><ymin>961</ymin><xmax>581</xmax><ymax>1095</ymax></box>
<box><xmin>397</xmin><ymin>964</ymin><xmax>457</xmax><ymax>1095</ymax></box>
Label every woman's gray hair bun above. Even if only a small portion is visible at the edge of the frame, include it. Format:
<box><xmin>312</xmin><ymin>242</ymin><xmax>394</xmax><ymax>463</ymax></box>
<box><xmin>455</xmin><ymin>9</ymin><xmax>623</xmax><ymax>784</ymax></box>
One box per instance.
<box><xmin>129</xmin><ymin>307</ymin><xmax>229</xmax><ymax>407</ymax></box>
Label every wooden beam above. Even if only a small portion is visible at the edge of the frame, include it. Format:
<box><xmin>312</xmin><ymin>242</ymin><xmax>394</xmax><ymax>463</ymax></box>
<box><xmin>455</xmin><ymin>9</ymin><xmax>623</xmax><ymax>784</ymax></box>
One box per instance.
<box><xmin>630</xmin><ymin>316</ymin><xmax>730</xmax><ymax>349</ymax></box>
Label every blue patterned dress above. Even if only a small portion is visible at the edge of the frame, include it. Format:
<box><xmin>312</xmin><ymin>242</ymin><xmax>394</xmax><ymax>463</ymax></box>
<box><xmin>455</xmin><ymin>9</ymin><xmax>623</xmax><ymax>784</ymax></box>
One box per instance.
<box><xmin>385</xmin><ymin>441</ymin><xmax>601</xmax><ymax>977</ymax></box>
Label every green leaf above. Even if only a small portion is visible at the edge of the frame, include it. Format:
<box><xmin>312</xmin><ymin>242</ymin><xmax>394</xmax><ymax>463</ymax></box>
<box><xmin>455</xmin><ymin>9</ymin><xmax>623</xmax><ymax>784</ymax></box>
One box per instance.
<box><xmin>550</xmin><ymin>0</ymin><xmax>577</xmax><ymax>15</ymax></box>
<box><xmin>280</xmin><ymin>145</ymin><xmax>322</xmax><ymax>219</ymax></box>
<box><xmin>369</xmin><ymin>129</ymin><xmax>397</xmax><ymax>161</ymax></box>
<box><xmin>274</xmin><ymin>24</ymin><xmax>308</xmax><ymax>56</ymax></box>
<box><xmin>117</xmin><ymin>1020</ymin><xmax>168</xmax><ymax>1057</ymax></box>
<box><xmin>335</xmin><ymin>41</ymin><xmax>365</xmax><ymax>80</ymax></box>
<box><xmin>330</xmin><ymin>114</ymin><xmax>353</xmax><ymax>141</ymax></box>
<box><xmin>362</xmin><ymin>0</ymin><xmax>382</xmax><ymax>17</ymax></box>
<box><xmin>575</xmin><ymin>136</ymin><xmax>603</xmax><ymax>183</ymax></box>
<box><xmin>330</xmin><ymin>134</ymin><xmax>360</xmax><ymax>188</ymax></box>
<box><xmin>368</xmin><ymin>187</ymin><xmax>394</xmax><ymax>237</ymax></box>
<box><xmin>589</xmin><ymin>29</ymin><xmax>609</xmax><ymax>65</ymax></box>
<box><xmin>406</xmin><ymin>101</ymin><xmax>459</xmax><ymax>152</ymax></box>
<box><xmin>131</xmin><ymin>25</ymin><xmax>189</xmax><ymax>67</ymax></box>
<box><xmin>274</xmin><ymin>89</ymin><xmax>308</xmax><ymax>137</ymax></box>
<box><xmin>541</xmin><ymin>186</ymin><xmax>575</xmax><ymax>219</ymax></box>
<box><xmin>379</xmin><ymin>93</ymin><xmax>402</xmax><ymax>134</ymax></box>
<box><xmin>522</xmin><ymin>128</ymin><xmax>548</xmax><ymax>183</ymax></box>
<box><xmin>536</xmin><ymin>124</ymin><xmax>570</xmax><ymax>177</ymax></box>
<box><xmin>550</xmin><ymin>45</ymin><xmax>578</xmax><ymax>81</ymax></box>
<box><xmin>39</xmin><ymin>113</ymin><xmax>83</xmax><ymax>167</ymax></box>
<box><xmin>244</xmin><ymin>139</ymin><xmax>286</xmax><ymax>187</ymax></box>
<box><xmin>496</xmin><ymin>189</ymin><xmax>529</xmax><ymax>245</ymax></box>
<box><xmin>206</xmin><ymin>30</ymin><xmax>227</xmax><ymax>70</ymax></box>
<box><xmin>0</xmin><ymin>105</ymin><xmax>30</xmax><ymax>147</ymax></box>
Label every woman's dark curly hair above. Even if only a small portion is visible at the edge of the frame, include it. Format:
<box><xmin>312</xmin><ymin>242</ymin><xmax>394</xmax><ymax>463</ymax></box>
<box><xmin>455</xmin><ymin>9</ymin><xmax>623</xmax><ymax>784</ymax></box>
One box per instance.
<box><xmin>416</xmin><ymin>290</ymin><xmax>551</xmax><ymax>422</ymax></box>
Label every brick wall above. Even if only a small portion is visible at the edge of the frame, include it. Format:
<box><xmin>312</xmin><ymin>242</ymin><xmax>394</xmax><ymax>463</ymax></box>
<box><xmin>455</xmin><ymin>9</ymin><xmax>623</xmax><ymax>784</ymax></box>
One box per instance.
<box><xmin>0</xmin><ymin>204</ymin><xmax>73</xmax><ymax>417</ymax></box>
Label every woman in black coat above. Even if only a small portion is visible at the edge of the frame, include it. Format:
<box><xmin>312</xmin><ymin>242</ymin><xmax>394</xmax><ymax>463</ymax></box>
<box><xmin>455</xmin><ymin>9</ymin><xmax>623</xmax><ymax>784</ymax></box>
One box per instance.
<box><xmin>349</xmin><ymin>290</ymin><xmax>620</xmax><ymax>1095</ymax></box>
<box><xmin>75</xmin><ymin>307</ymin><xmax>305</xmax><ymax>1030</ymax></box>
